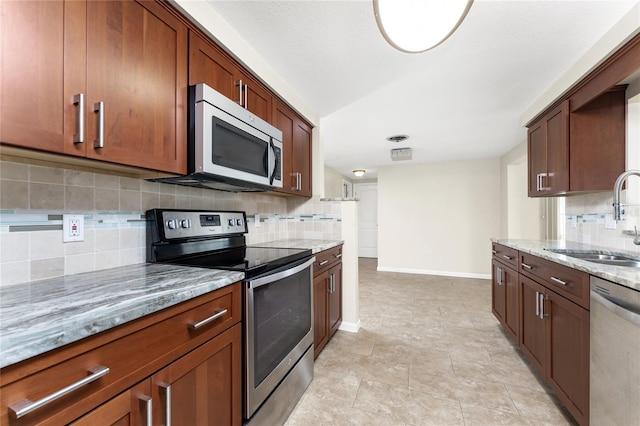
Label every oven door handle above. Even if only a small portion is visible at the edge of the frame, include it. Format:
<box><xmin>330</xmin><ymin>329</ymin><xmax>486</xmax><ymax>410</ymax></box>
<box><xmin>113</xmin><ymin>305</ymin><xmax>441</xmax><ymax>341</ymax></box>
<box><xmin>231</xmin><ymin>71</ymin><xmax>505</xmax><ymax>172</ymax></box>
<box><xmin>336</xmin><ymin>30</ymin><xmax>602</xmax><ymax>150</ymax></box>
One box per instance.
<box><xmin>248</xmin><ymin>256</ymin><xmax>316</xmax><ymax>289</ymax></box>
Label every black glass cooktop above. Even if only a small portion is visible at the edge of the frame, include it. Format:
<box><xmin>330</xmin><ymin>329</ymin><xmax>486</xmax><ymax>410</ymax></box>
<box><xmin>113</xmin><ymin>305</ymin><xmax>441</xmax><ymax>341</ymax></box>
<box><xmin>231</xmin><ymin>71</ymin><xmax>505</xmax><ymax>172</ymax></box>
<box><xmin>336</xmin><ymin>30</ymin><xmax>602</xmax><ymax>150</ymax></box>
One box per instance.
<box><xmin>165</xmin><ymin>246</ymin><xmax>312</xmax><ymax>278</ymax></box>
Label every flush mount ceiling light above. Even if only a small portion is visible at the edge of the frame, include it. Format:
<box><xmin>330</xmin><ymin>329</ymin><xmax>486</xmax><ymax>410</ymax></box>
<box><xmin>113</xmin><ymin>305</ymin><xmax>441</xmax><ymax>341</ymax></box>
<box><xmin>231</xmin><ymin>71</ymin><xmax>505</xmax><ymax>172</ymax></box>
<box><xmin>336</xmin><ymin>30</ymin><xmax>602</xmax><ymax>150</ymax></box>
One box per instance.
<box><xmin>373</xmin><ymin>0</ymin><xmax>473</xmax><ymax>53</ymax></box>
<box><xmin>353</xmin><ymin>169</ymin><xmax>366</xmax><ymax>177</ymax></box>
<box><xmin>387</xmin><ymin>135</ymin><xmax>408</xmax><ymax>143</ymax></box>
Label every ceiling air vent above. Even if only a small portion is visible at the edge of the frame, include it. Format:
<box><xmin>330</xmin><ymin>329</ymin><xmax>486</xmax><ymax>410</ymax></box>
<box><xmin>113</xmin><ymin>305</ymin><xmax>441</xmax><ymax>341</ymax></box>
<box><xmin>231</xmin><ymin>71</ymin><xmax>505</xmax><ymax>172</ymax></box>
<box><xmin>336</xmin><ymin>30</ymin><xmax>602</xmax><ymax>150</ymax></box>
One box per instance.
<box><xmin>391</xmin><ymin>147</ymin><xmax>412</xmax><ymax>161</ymax></box>
<box><xmin>387</xmin><ymin>135</ymin><xmax>408</xmax><ymax>143</ymax></box>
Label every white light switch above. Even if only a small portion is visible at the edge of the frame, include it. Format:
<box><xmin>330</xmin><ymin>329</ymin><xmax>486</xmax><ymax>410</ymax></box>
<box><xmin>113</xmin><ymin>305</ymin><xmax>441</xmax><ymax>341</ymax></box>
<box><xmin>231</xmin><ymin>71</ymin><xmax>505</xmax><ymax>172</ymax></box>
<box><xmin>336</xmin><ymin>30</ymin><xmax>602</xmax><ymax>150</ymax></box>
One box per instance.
<box><xmin>63</xmin><ymin>214</ymin><xmax>85</xmax><ymax>242</ymax></box>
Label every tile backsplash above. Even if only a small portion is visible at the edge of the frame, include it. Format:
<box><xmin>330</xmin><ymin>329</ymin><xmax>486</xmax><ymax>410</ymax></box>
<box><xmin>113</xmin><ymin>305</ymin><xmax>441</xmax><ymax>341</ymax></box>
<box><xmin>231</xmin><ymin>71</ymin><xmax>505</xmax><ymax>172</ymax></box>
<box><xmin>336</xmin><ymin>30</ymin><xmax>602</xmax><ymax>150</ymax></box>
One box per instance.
<box><xmin>0</xmin><ymin>160</ymin><xmax>342</xmax><ymax>286</ymax></box>
<box><xmin>565</xmin><ymin>191</ymin><xmax>640</xmax><ymax>254</ymax></box>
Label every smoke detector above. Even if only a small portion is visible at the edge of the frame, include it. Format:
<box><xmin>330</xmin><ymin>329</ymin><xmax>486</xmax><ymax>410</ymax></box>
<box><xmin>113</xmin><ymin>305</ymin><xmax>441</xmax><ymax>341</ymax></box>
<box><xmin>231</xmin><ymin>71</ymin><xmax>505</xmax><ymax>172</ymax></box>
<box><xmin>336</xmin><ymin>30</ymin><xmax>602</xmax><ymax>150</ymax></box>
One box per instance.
<box><xmin>387</xmin><ymin>135</ymin><xmax>408</xmax><ymax>143</ymax></box>
<box><xmin>391</xmin><ymin>147</ymin><xmax>412</xmax><ymax>161</ymax></box>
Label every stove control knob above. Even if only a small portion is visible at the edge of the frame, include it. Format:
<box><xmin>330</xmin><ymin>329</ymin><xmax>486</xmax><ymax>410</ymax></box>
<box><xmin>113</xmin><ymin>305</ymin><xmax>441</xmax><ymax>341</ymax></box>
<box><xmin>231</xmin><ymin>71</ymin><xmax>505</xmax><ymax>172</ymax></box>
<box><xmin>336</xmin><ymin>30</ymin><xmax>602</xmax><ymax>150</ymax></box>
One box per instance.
<box><xmin>167</xmin><ymin>219</ymin><xmax>177</xmax><ymax>230</ymax></box>
<box><xmin>228</xmin><ymin>219</ymin><xmax>235</xmax><ymax>226</ymax></box>
<box><xmin>180</xmin><ymin>219</ymin><xmax>190</xmax><ymax>229</ymax></box>
<box><xmin>236</xmin><ymin>219</ymin><xmax>243</xmax><ymax>226</ymax></box>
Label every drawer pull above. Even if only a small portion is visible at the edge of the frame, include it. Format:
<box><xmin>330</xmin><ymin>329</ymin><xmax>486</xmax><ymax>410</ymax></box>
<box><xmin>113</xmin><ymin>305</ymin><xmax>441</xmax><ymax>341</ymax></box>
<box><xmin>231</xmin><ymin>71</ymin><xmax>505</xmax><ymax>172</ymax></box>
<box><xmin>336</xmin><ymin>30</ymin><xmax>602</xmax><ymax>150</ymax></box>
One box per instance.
<box><xmin>319</xmin><ymin>260</ymin><xmax>329</xmax><ymax>266</ymax></box>
<box><xmin>73</xmin><ymin>93</ymin><xmax>84</xmax><ymax>143</ymax></box>
<box><xmin>550</xmin><ymin>276</ymin><xmax>567</xmax><ymax>286</ymax></box>
<box><xmin>139</xmin><ymin>395</ymin><xmax>152</xmax><ymax>426</ymax></box>
<box><xmin>8</xmin><ymin>365</ymin><xmax>110</xmax><ymax>419</ymax></box>
<box><xmin>94</xmin><ymin>101</ymin><xmax>104</xmax><ymax>149</ymax></box>
<box><xmin>188</xmin><ymin>308</ymin><xmax>228</xmax><ymax>331</ymax></box>
<box><xmin>335</xmin><ymin>253</ymin><xmax>342</xmax><ymax>259</ymax></box>
<box><xmin>160</xmin><ymin>383</ymin><xmax>172</xmax><ymax>426</ymax></box>
<box><xmin>521</xmin><ymin>262</ymin><xmax>533</xmax><ymax>270</ymax></box>
<box><xmin>492</xmin><ymin>249</ymin><xmax>497</xmax><ymax>255</ymax></box>
<box><xmin>502</xmin><ymin>255</ymin><xmax>513</xmax><ymax>260</ymax></box>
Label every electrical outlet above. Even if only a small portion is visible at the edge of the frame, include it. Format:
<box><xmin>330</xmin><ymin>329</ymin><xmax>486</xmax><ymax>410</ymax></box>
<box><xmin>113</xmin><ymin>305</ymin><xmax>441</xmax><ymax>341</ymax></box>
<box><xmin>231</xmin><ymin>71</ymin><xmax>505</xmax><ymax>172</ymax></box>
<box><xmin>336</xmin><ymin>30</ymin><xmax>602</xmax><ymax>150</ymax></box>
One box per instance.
<box><xmin>63</xmin><ymin>214</ymin><xmax>84</xmax><ymax>242</ymax></box>
<box><xmin>604</xmin><ymin>213</ymin><xmax>617</xmax><ymax>230</ymax></box>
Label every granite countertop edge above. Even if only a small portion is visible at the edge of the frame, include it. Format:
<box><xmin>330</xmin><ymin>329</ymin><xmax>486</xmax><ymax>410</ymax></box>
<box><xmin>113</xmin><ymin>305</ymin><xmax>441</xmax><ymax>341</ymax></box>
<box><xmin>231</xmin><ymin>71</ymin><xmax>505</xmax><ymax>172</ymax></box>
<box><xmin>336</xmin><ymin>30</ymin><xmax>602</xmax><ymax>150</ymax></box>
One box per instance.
<box><xmin>252</xmin><ymin>238</ymin><xmax>344</xmax><ymax>254</ymax></box>
<box><xmin>491</xmin><ymin>239</ymin><xmax>640</xmax><ymax>291</ymax></box>
<box><xmin>0</xmin><ymin>264</ymin><xmax>244</xmax><ymax>369</ymax></box>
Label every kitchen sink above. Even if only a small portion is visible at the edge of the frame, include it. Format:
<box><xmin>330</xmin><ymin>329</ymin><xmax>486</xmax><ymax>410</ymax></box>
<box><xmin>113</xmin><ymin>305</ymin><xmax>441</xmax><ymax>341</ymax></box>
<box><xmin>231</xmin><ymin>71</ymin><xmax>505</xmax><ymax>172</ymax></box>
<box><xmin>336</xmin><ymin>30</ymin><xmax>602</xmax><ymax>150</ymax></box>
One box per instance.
<box><xmin>546</xmin><ymin>249</ymin><xmax>640</xmax><ymax>268</ymax></box>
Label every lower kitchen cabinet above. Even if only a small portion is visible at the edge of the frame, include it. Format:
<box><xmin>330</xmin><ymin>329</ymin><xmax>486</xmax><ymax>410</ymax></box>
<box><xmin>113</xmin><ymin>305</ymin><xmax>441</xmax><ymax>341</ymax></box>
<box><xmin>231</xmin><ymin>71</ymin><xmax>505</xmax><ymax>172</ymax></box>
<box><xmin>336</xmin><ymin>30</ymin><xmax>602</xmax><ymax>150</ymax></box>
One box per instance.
<box><xmin>0</xmin><ymin>282</ymin><xmax>242</xmax><ymax>426</ymax></box>
<box><xmin>313</xmin><ymin>245</ymin><xmax>343</xmax><ymax>358</ymax></box>
<box><xmin>70</xmin><ymin>380</ymin><xmax>152</xmax><ymax>426</ymax></box>
<box><xmin>491</xmin><ymin>244</ymin><xmax>519</xmax><ymax>341</ymax></box>
<box><xmin>151</xmin><ymin>324</ymin><xmax>242</xmax><ymax>426</ymax></box>
<box><xmin>491</xmin><ymin>243</ymin><xmax>590</xmax><ymax>425</ymax></box>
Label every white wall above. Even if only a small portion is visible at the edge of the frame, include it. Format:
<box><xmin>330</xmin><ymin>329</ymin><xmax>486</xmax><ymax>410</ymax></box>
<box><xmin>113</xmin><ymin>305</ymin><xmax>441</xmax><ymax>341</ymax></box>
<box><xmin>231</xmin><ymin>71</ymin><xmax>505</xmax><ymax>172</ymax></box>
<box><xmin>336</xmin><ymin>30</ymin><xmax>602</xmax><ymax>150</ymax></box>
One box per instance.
<box><xmin>324</xmin><ymin>166</ymin><xmax>352</xmax><ymax>199</ymax></box>
<box><xmin>377</xmin><ymin>158</ymin><xmax>500</xmax><ymax>278</ymax></box>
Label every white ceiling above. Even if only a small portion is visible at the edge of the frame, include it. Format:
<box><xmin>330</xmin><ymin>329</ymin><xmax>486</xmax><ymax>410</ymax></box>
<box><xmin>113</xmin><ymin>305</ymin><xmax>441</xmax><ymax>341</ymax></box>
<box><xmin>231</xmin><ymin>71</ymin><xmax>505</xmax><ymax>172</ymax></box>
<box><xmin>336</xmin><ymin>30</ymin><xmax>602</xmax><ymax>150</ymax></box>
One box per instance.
<box><xmin>205</xmin><ymin>0</ymin><xmax>639</xmax><ymax>179</ymax></box>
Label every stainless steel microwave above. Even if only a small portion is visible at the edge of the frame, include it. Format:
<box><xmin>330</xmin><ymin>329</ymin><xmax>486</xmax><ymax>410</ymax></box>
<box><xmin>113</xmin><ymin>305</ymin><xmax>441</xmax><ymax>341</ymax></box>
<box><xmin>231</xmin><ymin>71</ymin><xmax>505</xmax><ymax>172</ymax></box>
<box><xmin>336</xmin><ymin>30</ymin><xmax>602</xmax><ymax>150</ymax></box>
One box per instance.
<box><xmin>151</xmin><ymin>83</ymin><xmax>283</xmax><ymax>192</ymax></box>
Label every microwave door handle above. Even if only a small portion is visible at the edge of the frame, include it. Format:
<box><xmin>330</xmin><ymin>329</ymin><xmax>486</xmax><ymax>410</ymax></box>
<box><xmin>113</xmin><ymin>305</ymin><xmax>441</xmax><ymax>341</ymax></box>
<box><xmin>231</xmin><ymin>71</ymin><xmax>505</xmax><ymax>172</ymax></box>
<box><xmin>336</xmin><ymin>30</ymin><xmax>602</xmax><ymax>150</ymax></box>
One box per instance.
<box><xmin>269</xmin><ymin>138</ymin><xmax>278</xmax><ymax>185</ymax></box>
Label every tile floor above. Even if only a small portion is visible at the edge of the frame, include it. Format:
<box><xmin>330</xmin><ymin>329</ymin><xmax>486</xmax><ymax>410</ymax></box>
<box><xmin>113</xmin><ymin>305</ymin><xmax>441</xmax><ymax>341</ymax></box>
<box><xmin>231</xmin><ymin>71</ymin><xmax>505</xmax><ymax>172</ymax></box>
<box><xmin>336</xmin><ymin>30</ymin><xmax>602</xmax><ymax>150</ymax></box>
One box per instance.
<box><xmin>285</xmin><ymin>258</ymin><xmax>577</xmax><ymax>425</ymax></box>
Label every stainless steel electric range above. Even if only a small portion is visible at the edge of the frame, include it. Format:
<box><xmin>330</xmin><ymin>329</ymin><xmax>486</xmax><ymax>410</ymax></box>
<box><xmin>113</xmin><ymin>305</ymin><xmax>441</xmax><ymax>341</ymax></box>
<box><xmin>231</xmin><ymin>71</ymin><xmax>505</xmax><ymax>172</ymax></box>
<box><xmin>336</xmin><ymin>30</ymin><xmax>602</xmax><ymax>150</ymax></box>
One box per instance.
<box><xmin>146</xmin><ymin>209</ymin><xmax>314</xmax><ymax>425</ymax></box>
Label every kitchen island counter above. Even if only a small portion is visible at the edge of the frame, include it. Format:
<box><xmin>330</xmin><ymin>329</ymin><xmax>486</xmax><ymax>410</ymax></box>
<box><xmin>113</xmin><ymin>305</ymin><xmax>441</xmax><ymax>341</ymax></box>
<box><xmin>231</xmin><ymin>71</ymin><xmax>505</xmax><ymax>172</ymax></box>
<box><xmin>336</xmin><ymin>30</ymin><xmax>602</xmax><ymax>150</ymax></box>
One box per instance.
<box><xmin>0</xmin><ymin>264</ymin><xmax>243</xmax><ymax>369</ymax></box>
<box><xmin>492</xmin><ymin>239</ymin><xmax>639</xmax><ymax>291</ymax></box>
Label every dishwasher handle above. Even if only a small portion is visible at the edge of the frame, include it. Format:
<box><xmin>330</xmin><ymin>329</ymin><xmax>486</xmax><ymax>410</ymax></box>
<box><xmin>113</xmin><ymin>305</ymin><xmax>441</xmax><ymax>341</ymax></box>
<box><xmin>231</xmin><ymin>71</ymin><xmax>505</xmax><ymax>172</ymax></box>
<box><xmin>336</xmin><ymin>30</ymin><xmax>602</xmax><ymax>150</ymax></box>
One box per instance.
<box><xmin>591</xmin><ymin>290</ymin><xmax>640</xmax><ymax>326</ymax></box>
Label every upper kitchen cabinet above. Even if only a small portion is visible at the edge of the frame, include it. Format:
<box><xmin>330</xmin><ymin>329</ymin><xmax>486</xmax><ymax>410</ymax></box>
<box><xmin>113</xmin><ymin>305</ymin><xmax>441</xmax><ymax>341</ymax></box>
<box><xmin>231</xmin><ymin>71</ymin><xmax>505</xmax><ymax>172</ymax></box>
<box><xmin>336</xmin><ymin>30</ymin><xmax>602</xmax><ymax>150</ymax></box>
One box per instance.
<box><xmin>527</xmin><ymin>101</ymin><xmax>569</xmax><ymax>196</ymax></box>
<box><xmin>0</xmin><ymin>0</ymin><xmax>86</xmax><ymax>156</ymax></box>
<box><xmin>527</xmin><ymin>86</ymin><xmax>626</xmax><ymax>197</ymax></box>
<box><xmin>0</xmin><ymin>0</ymin><xmax>188</xmax><ymax>174</ymax></box>
<box><xmin>86</xmin><ymin>1</ymin><xmax>187</xmax><ymax>173</ymax></box>
<box><xmin>272</xmin><ymin>99</ymin><xmax>313</xmax><ymax>197</ymax></box>
<box><xmin>189</xmin><ymin>31</ymin><xmax>271</xmax><ymax>122</ymax></box>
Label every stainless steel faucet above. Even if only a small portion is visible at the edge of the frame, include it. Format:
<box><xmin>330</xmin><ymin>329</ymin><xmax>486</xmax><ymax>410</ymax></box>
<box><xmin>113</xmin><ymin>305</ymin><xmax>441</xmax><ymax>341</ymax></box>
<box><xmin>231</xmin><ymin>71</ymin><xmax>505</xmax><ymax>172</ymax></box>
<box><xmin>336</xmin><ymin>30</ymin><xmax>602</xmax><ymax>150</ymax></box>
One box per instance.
<box><xmin>612</xmin><ymin>170</ymin><xmax>640</xmax><ymax>220</ymax></box>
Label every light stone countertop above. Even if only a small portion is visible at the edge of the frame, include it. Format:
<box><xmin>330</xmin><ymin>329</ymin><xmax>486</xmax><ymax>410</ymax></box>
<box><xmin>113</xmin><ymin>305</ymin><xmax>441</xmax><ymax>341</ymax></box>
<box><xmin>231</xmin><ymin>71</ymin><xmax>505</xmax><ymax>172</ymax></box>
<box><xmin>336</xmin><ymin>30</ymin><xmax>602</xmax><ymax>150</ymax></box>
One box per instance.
<box><xmin>0</xmin><ymin>264</ymin><xmax>244</xmax><ymax>369</ymax></box>
<box><xmin>492</xmin><ymin>239</ymin><xmax>640</xmax><ymax>291</ymax></box>
<box><xmin>253</xmin><ymin>238</ymin><xmax>344</xmax><ymax>254</ymax></box>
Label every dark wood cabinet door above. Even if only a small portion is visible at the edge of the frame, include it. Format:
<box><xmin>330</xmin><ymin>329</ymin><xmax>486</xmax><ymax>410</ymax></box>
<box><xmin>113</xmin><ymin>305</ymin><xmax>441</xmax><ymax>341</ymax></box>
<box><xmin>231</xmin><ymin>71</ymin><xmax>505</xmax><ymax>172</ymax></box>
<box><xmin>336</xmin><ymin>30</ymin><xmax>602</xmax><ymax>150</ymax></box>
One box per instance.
<box><xmin>491</xmin><ymin>259</ymin><xmax>506</xmax><ymax>324</ymax></box>
<box><xmin>527</xmin><ymin>121</ymin><xmax>545</xmax><ymax>196</ymax></box>
<box><xmin>151</xmin><ymin>324</ymin><xmax>242</xmax><ymax>426</ymax></box>
<box><xmin>86</xmin><ymin>0</ymin><xmax>187</xmax><ymax>173</ymax></box>
<box><xmin>0</xmin><ymin>0</ymin><xmax>86</xmax><ymax>157</ymax></box>
<box><xmin>544</xmin><ymin>101</ymin><xmax>569</xmax><ymax>194</ymax></box>
<box><xmin>519</xmin><ymin>275</ymin><xmax>546</xmax><ymax>377</ymax></box>
<box><xmin>313</xmin><ymin>271</ymin><xmax>329</xmax><ymax>358</ymax></box>
<box><xmin>293</xmin><ymin>118</ymin><xmax>313</xmax><ymax>197</ymax></box>
<box><xmin>71</xmin><ymin>380</ymin><xmax>151</xmax><ymax>426</ymax></box>
<box><xmin>272</xmin><ymin>99</ymin><xmax>296</xmax><ymax>194</ymax></box>
<box><xmin>240</xmin><ymin>72</ymin><xmax>271</xmax><ymax>123</ymax></box>
<box><xmin>546</xmin><ymin>291</ymin><xmax>589</xmax><ymax>425</ymax></box>
<box><xmin>503</xmin><ymin>264</ymin><xmax>519</xmax><ymax>341</ymax></box>
<box><xmin>188</xmin><ymin>31</ymin><xmax>237</xmax><ymax>100</ymax></box>
<box><xmin>328</xmin><ymin>263</ymin><xmax>343</xmax><ymax>337</ymax></box>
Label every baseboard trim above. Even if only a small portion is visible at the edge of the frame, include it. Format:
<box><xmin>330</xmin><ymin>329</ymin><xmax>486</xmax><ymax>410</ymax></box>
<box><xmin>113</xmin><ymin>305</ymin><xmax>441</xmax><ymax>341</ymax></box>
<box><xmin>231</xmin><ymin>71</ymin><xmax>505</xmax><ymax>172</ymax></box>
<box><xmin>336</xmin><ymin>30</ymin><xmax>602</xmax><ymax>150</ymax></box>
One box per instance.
<box><xmin>338</xmin><ymin>319</ymin><xmax>360</xmax><ymax>333</ymax></box>
<box><xmin>376</xmin><ymin>266</ymin><xmax>490</xmax><ymax>280</ymax></box>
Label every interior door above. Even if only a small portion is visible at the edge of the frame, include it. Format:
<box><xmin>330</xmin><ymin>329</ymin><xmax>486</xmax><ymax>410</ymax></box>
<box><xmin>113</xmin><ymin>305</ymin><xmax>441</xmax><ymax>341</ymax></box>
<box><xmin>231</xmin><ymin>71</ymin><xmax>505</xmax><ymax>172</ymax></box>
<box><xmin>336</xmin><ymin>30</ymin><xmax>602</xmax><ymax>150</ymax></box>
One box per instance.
<box><xmin>355</xmin><ymin>183</ymin><xmax>378</xmax><ymax>258</ymax></box>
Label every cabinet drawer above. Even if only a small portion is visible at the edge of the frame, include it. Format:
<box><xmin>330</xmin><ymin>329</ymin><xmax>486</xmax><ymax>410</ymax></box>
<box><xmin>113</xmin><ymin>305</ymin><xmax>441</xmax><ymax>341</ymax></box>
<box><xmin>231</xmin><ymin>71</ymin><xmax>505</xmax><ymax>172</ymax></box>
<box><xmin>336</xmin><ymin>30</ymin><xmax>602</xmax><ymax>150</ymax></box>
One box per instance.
<box><xmin>492</xmin><ymin>243</ymin><xmax>518</xmax><ymax>269</ymax></box>
<box><xmin>313</xmin><ymin>245</ymin><xmax>343</xmax><ymax>276</ymax></box>
<box><xmin>519</xmin><ymin>253</ymin><xmax>589</xmax><ymax>309</ymax></box>
<box><xmin>0</xmin><ymin>282</ymin><xmax>241</xmax><ymax>426</ymax></box>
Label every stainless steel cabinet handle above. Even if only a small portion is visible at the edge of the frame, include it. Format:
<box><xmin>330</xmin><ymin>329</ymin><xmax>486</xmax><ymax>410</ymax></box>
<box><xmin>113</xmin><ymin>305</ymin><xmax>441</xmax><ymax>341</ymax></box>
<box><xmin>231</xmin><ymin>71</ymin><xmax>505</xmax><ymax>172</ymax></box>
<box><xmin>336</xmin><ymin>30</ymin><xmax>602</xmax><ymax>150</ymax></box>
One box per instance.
<box><xmin>73</xmin><ymin>93</ymin><xmax>84</xmax><ymax>143</ymax></box>
<box><xmin>139</xmin><ymin>395</ymin><xmax>152</xmax><ymax>426</ymax></box>
<box><xmin>535</xmin><ymin>291</ymin><xmax>540</xmax><ymax>317</ymax></box>
<box><xmin>8</xmin><ymin>365</ymin><xmax>110</xmax><ymax>419</ymax></box>
<box><xmin>237</xmin><ymin>79</ymin><xmax>243</xmax><ymax>106</ymax></box>
<box><xmin>160</xmin><ymin>383</ymin><xmax>171</xmax><ymax>426</ymax></box>
<box><xmin>550</xmin><ymin>276</ymin><xmax>567</xmax><ymax>286</ymax></box>
<box><xmin>521</xmin><ymin>262</ymin><xmax>533</xmax><ymax>270</ymax></box>
<box><xmin>492</xmin><ymin>250</ymin><xmax>497</xmax><ymax>255</ymax></box>
<box><xmin>319</xmin><ymin>260</ymin><xmax>329</xmax><ymax>266</ymax></box>
<box><xmin>244</xmin><ymin>84</ymin><xmax>248</xmax><ymax>109</ymax></box>
<box><xmin>497</xmin><ymin>267</ymin><xmax>503</xmax><ymax>285</ymax></box>
<box><xmin>536</xmin><ymin>173</ymin><xmax>542</xmax><ymax>191</ymax></box>
<box><xmin>539</xmin><ymin>293</ymin><xmax>545</xmax><ymax>319</ymax></box>
<box><xmin>329</xmin><ymin>273</ymin><xmax>335</xmax><ymax>293</ymax></box>
<box><xmin>188</xmin><ymin>308</ymin><xmax>228</xmax><ymax>331</ymax></box>
<box><xmin>335</xmin><ymin>253</ymin><xmax>342</xmax><ymax>259</ymax></box>
<box><xmin>94</xmin><ymin>101</ymin><xmax>104</xmax><ymax>148</ymax></box>
<box><xmin>502</xmin><ymin>255</ymin><xmax>513</xmax><ymax>260</ymax></box>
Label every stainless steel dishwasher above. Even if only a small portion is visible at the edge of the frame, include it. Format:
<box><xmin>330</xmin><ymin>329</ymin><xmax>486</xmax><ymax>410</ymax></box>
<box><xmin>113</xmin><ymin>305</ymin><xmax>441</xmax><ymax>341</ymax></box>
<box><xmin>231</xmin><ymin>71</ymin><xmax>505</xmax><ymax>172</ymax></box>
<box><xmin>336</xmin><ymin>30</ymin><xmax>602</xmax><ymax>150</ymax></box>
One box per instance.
<box><xmin>590</xmin><ymin>276</ymin><xmax>640</xmax><ymax>425</ymax></box>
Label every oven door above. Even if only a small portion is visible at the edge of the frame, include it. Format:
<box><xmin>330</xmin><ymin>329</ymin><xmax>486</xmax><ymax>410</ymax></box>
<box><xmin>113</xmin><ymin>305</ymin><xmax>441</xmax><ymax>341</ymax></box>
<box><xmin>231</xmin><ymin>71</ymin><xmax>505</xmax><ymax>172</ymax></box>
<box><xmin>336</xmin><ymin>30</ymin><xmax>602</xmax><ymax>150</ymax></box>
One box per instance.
<box><xmin>245</xmin><ymin>256</ymin><xmax>314</xmax><ymax>418</ymax></box>
<box><xmin>194</xmin><ymin>98</ymin><xmax>282</xmax><ymax>189</ymax></box>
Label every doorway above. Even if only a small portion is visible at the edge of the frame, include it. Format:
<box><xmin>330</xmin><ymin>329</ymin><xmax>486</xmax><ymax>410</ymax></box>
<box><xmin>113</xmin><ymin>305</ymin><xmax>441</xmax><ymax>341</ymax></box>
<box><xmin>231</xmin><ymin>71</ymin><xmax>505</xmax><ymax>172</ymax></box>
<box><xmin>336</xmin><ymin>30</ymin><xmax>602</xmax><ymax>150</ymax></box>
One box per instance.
<box><xmin>354</xmin><ymin>183</ymin><xmax>378</xmax><ymax>258</ymax></box>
